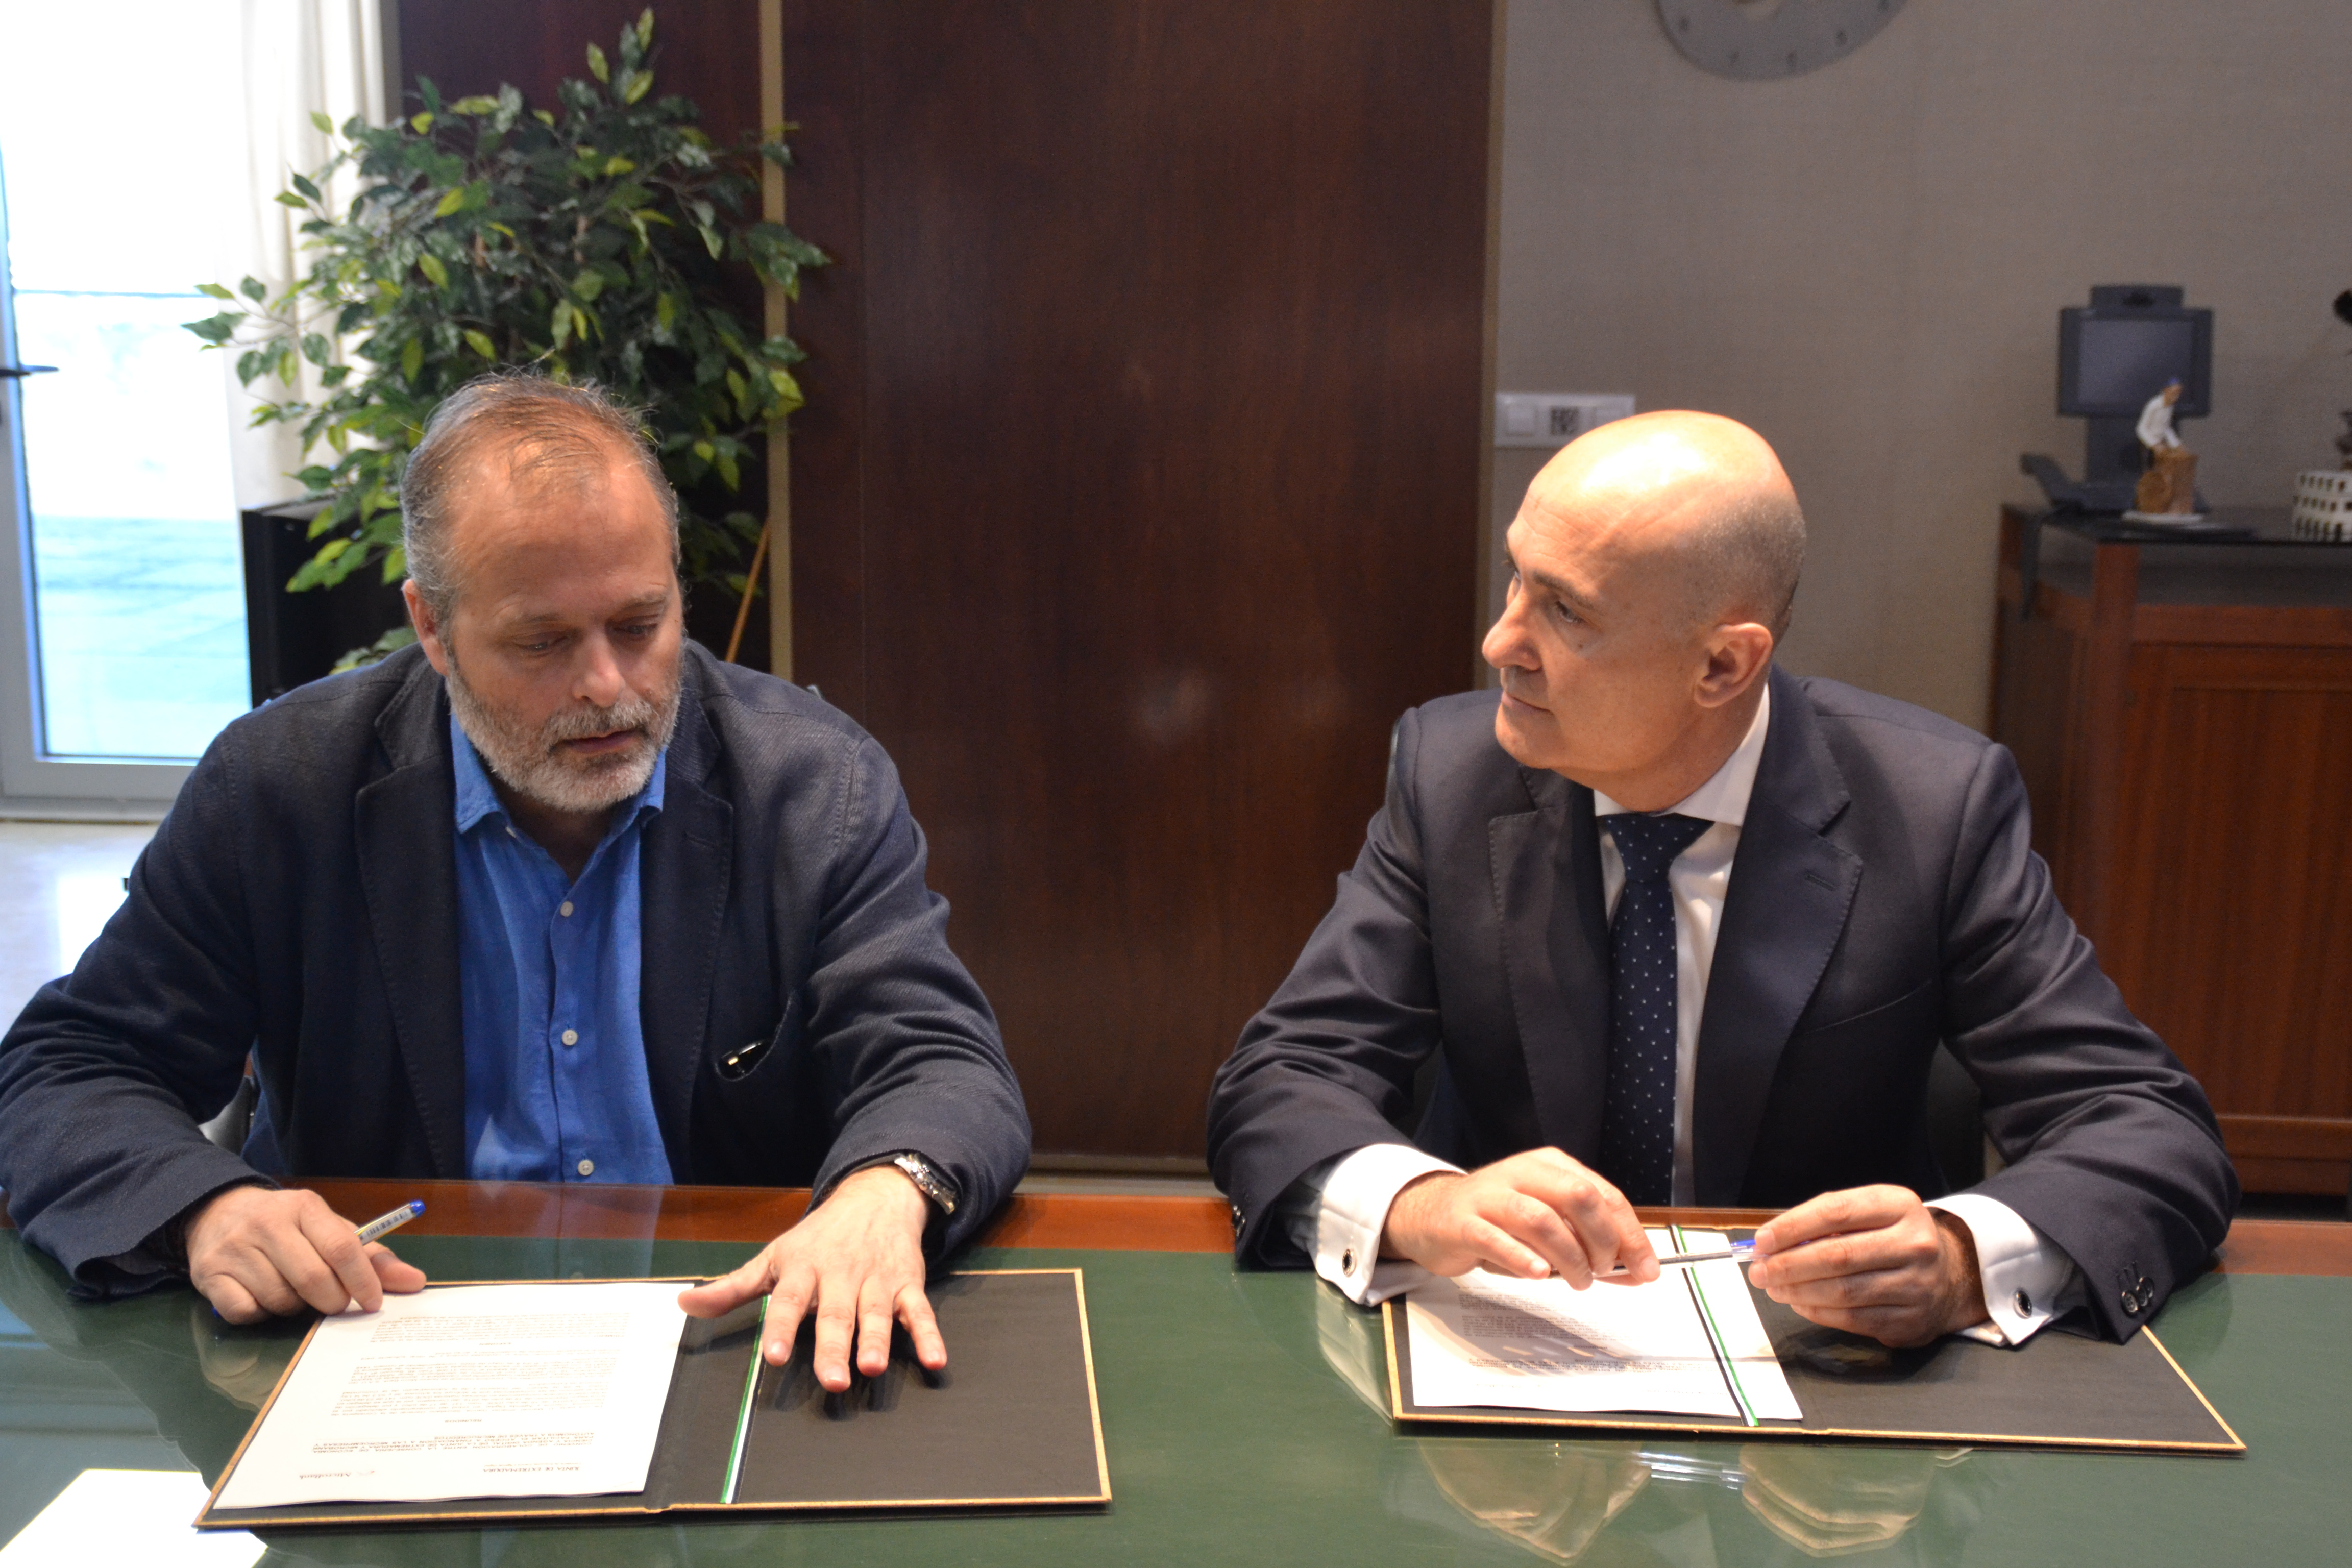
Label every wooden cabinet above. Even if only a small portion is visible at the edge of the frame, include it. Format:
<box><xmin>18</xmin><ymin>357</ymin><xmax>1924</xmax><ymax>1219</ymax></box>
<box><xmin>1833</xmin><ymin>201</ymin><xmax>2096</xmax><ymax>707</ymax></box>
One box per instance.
<box><xmin>1992</xmin><ymin>505</ymin><xmax>2352</xmax><ymax>1194</ymax></box>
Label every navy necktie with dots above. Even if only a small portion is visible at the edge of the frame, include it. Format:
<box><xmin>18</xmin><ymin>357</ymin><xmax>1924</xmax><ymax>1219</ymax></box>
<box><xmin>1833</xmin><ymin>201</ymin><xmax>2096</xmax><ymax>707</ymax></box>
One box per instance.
<box><xmin>1597</xmin><ymin>812</ymin><xmax>1712</xmax><ymax>1206</ymax></box>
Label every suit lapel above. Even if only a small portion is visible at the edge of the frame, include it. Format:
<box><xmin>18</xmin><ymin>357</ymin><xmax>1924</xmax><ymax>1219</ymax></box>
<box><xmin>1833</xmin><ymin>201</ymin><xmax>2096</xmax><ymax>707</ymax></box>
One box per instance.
<box><xmin>636</xmin><ymin>679</ymin><xmax>732</xmax><ymax>1182</ymax></box>
<box><xmin>353</xmin><ymin>658</ymin><xmax>467</xmax><ymax>1178</ymax></box>
<box><xmin>1489</xmin><ymin>768</ymin><xmax>1612</xmax><ymax>1161</ymax></box>
<box><xmin>1690</xmin><ymin>668</ymin><xmax>1861</xmax><ymax>1204</ymax></box>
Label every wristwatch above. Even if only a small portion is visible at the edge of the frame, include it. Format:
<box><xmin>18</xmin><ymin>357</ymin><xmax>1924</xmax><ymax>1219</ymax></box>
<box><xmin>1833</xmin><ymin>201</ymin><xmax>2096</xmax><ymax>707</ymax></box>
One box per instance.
<box><xmin>885</xmin><ymin>1151</ymin><xmax>959</xmax><ymax>1216</ymax></box>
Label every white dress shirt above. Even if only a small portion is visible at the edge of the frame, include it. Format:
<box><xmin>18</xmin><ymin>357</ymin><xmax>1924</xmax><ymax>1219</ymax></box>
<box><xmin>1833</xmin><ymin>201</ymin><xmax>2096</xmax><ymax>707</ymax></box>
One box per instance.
<box><xmin>1280</xmin><ymin>684</ymin><xmax>2085</xmax><ymax>1345</ymax></box>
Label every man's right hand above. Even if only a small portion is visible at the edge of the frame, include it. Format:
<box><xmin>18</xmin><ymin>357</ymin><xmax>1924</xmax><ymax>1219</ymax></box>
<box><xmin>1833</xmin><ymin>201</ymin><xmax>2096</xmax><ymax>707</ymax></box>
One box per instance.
<box><xmin>1379</xmin><ymin>1148</ymin><xmax>1659</xmax><ymax>1287</ymax></box>
<box><xmin>184</xmin><ymin>1187</ymin><xmax>427</xmax><ymax>1322</ymax></box>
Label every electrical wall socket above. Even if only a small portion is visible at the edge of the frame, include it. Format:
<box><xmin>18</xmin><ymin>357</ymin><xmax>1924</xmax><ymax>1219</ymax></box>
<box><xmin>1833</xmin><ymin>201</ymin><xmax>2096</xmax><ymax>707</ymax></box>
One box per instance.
<box><xmin>1493</xmin><ymin>393</ymin><xmax>1636</xmax><ymax>449</ymax></box>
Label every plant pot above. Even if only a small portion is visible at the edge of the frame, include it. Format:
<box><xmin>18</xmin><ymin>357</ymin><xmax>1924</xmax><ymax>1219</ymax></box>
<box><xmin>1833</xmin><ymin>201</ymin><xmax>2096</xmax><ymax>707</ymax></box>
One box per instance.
<box><xmin>239</xmin><ymin>502</ymin><xmax>412</xmax><ymax>706</ymax></box>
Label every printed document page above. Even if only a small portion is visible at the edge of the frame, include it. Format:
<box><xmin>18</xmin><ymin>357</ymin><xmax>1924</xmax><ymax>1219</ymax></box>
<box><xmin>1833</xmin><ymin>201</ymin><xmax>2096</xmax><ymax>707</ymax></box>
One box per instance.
<box><xmin>213</xmin><ymin>1281</ymin><xmax>688</xmax><ymax>1508</ymax></box>
<box><xmin>1404</xmin><ymin>1230</ymin><xmax>1800</xmax><ymax>1422</ymax></box>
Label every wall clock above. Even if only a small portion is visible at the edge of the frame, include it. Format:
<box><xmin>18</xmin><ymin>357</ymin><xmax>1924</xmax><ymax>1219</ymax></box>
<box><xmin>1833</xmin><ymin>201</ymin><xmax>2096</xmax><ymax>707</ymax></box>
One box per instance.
<box><xmin>1657</xmin><ymin>0</ymin><xmax>1908</xmax><ymax>81</ymax></box>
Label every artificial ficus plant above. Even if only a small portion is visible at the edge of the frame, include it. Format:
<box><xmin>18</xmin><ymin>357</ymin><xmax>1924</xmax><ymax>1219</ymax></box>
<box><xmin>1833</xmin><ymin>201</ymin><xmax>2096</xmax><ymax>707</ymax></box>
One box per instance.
<box><xmin>186</xmin><ymin>8</ymin><xmax>824</xmax><ymax>647</ymax></box>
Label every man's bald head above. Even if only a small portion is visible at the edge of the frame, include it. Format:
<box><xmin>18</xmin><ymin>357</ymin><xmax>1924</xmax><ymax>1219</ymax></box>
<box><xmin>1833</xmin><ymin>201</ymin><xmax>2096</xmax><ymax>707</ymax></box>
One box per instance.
<box><xmin>1483</xmin><ymin>411</ymin><xmax>1802</xmax><ymax>808</ymax></box>
<box><xmin>1524</xmin><ymin>410</ymin><xmax>1805</xmax><ymax>639</ymax></box>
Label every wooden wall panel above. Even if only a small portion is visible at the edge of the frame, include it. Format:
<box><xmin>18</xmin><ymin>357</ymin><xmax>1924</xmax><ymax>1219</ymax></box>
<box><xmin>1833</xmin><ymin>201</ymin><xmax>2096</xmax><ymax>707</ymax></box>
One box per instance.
<box><xmin>785</xmin><ymin>2</ymin><xmax>1492</xmax><ymax>1158</ymax></box>
<box><xmin>397</xmin><ymin>1</ymin><xmax>762</xmax><ymax>140</ymax></box>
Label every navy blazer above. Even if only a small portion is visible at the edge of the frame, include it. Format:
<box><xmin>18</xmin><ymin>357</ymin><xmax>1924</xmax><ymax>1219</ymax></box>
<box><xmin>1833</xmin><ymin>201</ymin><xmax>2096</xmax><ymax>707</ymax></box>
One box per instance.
<box><xmin>0</xmin><ymin>644</ymin><xmax>1031</xmax><ymax>1286</ymax></box>
<box><xmin>1207</xmin><ymin>668</ymin><xmax>2236</xmax><ymax>1341</ymax></box>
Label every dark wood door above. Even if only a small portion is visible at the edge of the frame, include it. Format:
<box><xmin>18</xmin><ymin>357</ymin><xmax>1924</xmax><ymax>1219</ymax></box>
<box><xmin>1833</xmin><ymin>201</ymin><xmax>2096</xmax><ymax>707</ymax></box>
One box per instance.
<box><xmin>785</xmin><ymin>2</ymin><xmax>1493</xmax><ymax>1160</ymax></box>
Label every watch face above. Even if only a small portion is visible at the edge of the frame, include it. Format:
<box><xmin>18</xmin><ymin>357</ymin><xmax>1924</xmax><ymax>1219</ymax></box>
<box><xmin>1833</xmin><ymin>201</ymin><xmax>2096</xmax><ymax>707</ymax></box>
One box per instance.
<box><xmin>1658</xmin><ymin>0</ymin><xmax>1908</xmax><ymax>81</ymax></box>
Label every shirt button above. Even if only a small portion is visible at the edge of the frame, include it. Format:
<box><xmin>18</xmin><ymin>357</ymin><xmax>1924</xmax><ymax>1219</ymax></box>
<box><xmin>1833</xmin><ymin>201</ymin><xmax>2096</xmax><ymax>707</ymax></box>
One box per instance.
<box><xmin>2013</xmin><ymin>1289</ymin><xmax>2033</xmax><ymax>1317</ymax></box>
<box><xmin>561</xmin><ymin>1028</ymin><xmax>579</xmax><ymax>1046</ymax></box>
<box><xmin>559</xmin><ymin>901</ymin><xmax>574</xmax><ymax>917</ymax></box>
<box><xmin>577</xmin><ymin>1158</ymin><xmax>594</xmax><ymax>1177</ymax></box>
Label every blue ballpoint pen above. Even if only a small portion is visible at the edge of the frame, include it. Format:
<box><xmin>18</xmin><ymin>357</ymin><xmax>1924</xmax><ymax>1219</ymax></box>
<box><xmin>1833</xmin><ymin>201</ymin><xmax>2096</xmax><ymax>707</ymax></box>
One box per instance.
<box><xmin>1604</xmin><ymin>1237</ymin><xmax>1755</xmax><ymax>1275</ymax></box>
<box><xmin>355</xmin><ymin>1200</ymin><xmax>425</xmax><ymax>1245</ymax></box>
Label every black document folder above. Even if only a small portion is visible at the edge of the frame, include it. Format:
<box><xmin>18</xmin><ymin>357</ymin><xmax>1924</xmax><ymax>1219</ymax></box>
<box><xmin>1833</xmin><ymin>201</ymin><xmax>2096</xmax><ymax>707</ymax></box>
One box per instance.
<box><xmin>199</xmin><ymin>1269</ymin><xmax>1110</xmax><ymax>1530</ymax></box>
<box><xmin>1382</xmin><ymin>1265</ymin><xmax>2241</xmax><ymax>1455</ymax></box>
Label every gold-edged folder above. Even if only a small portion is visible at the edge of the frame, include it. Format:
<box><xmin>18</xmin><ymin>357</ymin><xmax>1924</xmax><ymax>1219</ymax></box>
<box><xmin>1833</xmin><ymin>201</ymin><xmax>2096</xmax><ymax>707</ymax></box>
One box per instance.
<box><xmin>198</xmin><ymin>1268</ymin><xmax>1111</xmax><ymax>1530</ymax></box>
<box><xmin>1382</xmin><ymin>1251</ymin><xmax>2242</xmax><ymax>1455</ymax></box>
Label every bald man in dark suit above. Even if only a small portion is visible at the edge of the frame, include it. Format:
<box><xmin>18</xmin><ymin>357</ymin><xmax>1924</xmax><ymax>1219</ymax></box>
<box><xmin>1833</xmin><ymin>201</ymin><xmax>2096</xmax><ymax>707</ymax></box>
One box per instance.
<box><xmin>1209</xmin><ymin>411</ymin><xmax>2234</xmax><ymax>1348</ymax></box>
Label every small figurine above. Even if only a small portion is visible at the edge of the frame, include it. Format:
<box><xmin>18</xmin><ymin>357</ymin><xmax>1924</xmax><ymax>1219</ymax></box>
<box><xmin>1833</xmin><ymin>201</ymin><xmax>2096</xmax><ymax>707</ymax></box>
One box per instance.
<box><xmin>2127</xmin><ymin>379</ymin><xmax>2202</xmax><ymax>520</ymax></box>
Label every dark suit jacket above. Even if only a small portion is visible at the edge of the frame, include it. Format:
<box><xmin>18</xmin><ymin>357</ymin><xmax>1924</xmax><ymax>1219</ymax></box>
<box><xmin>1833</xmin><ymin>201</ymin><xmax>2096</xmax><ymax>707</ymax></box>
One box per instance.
<box><xmin>0</xmin><ymin>644</ymin><xmax>1031</xmax><ymax>1286</ymax></box>
<box><xmin>1207</xmin><ymin>667</ymin><xmax>2236</xmax><ymax>1341</ymax></box>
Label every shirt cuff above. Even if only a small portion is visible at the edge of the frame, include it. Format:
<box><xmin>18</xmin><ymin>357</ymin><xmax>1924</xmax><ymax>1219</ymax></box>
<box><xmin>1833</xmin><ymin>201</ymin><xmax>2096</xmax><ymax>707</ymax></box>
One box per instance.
<box><xmin>1285</xmin><ymin>1143</ymin><xmax>1460</xmax><ymax>1306</ymax></box>
<box><xmin>1927</xmin><ymin>1192</ymin><xmax>2083</xmax><ymax>1346</ymax></box>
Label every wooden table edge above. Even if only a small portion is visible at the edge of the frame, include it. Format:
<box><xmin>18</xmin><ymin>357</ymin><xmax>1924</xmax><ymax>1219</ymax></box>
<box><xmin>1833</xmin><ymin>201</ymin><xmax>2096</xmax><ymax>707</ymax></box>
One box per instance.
<box><xmin>3</xmin><ymin>1181</ymin><xmax>2344</xmax><ymax>1273</ymax></box>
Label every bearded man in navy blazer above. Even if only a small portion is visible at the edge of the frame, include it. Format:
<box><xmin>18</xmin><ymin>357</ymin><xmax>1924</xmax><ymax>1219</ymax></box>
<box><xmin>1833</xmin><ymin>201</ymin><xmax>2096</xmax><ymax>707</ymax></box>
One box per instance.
<box><xmin>1208</xmin><ymin>411</ymin><xmax>2235</xmax><ymax>1348</ymax></box>
<box><xmin>0</xmin><ymin>373</ymin><xmax>1029</xmax><ymax>1393</ymax></box>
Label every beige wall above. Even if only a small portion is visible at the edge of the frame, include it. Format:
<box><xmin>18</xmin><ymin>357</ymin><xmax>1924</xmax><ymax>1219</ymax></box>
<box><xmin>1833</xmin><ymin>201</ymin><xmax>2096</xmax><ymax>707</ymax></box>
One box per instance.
<box><xmin>1490</xmin><ymin>0</ymin><xmax>2352</xmax><ymax>724</ymax></box>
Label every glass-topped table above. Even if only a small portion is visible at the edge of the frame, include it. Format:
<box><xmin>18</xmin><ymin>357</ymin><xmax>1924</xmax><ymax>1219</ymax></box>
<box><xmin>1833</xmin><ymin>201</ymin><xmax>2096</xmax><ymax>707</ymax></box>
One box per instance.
<box><xmin>2012</xmin><ymin>505</ymin><xmax>2352</xmax><ymax>618</ymax></box>
<box><xmin>5</xmin><ymin>1181</ymin><xmax>2349</xmax><ymax>1565</ymax></box>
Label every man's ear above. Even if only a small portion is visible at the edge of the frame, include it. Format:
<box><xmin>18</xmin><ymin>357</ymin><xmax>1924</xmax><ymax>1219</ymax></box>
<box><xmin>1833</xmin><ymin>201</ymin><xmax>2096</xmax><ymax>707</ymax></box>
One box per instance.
<box><xmin>1695</xmin><ymin>621</ymin><xmax>1773</xmax><ymax>709</ymax></box>
<box><xmin>404</xmin><ymin>580</ymin><xmax>454</xmax><ymax>676</ymax></box>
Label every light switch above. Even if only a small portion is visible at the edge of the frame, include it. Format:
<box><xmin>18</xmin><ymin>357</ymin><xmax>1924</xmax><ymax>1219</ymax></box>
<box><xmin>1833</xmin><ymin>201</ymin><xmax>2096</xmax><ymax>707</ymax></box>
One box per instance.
<box><xmin>1494</xmin><ymin>393</ymin><xmax>1636</xmax><ymax>449</ymax></box>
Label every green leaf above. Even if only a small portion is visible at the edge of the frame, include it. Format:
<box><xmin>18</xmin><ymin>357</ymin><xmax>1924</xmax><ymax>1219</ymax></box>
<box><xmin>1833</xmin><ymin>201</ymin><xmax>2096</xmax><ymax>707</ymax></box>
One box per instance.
<box><xmin>185</xmin><ymin>314</ymin><xmax>238</xmax><ymax>345</ymax></box>
<box><xmin>400</xmin><ymin>337</ymin><xmax>423</xmax><ymax>380</ymax></box>
<box><xmin>197</xmin><ymin>282</ymin><xmax>236</xmax><ymax>300</ymax></box>
<box><xmin>572</xmin><ymin>268</ymin><xmax>605</xmax><ymax>302</ymax></box>
<box><xmin>603</xmin><ymin>155</ymin><xmax>635</xmax><ymax>176</ymax></box>
<box><xmin>586</xmin><ymin>43</ymin><xmax>610</xmax><ymax>83</ymax></box>
<box><xmin>310</xmin><ymin>110</ymin><xmax>335</xmax><ymax>134</ymax></box>
<box><xmin>315</xmin><ymin>537</ymin><xmax>351</xmax><ymax>565</ymax></box>
<box><xmin>418</xmin><ymin>252</ymin><xmax>449</xmax><ymax>287</ymax></box>
<box><xmin>274</xmin><ymin>190</ymin><xmax>309</xmax><ymax>208</ymax></box>
<box><xmin>432</xmin><ymin>186</ymin><xmax>467</xmax><ymax>218</ymax></box>
<box><xmin>767</xmin><ymin>368</ymin><xmax>804</xmax><ymax>411</ymax></box>
<box><xmin>381</xmin><ymin>545</ymin><xmax>408</xmax><ymax>583</ymax></box>
<box><xmin>692</xmin><ymin>439</ymin><xmax>715</xmax><ymax>462</ymax></box>
<box><xmin>450</xmin><ymin>95</ymin><xmax>500</xmax><ymax>115</ymax></box>
<box><xmin>301</xmin><ymin>333</ymin><xmax>331</xmax><ymax>366</ymax></box>
<box><xmin>656</xmin><ymin>292</ymin><xmax>676</xmax><ymax>332</ymax></box>
<box><xmin>291</xmin><ymin>173</ymin><xmax>322</xmax><ymax>202</ymax></box>
<box><xmin>697</xmin><ymin>224</ymin><xmax>723</xmax><ymax>260</ymax></box>
<box><xmin>622</xmin><ymin>70</ymin><xmax>651</xmax><ymax>105</ymax></box>
<box><xmin>636</xmin><ymin>8</ymin><xmax>655</xmax><ymax>50</ymax></box>
<box><xmin>240</xmin><ymin>276</ymin><xmax>268</xmax><ymax>303</ymax></box>
<box><xmin>533</xmin><ymin>108</ymin><xmax>556</xmax><ymax>127</ymax></box>
<box><xmin>550</xmin><ymin>301</ymin><xmax>573</xmax><ymax>350</ymax></box>
<box><xmin>410</xmin><ymin>111</ymin><xmax>435</xmax><ymax>133</ymax></box>
<box><xmin>464</xmin><ymin>328</ymin><xmax>497</xmax><ymax>358</ymax></box>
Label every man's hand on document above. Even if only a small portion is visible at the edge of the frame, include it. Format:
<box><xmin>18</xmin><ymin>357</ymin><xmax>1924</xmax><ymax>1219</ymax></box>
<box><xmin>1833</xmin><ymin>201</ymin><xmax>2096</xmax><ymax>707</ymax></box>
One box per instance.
<box><xmin>676</xmin><ymin>1163</ymin><xmax>940</xmax><ymax>1392</ymax></box>
<box><xmin>185</xmin><ymin>1186</ymin><xmax>428</xmax><ymax>1323</ymax></box>
<box><xmin>1380</xmin><ymin>1148</ymin><xmax>1661</xmax><ymax>1288</ymax></box>
<box><xmin>1747</xmin><ymin>1185</ymin><xmax>1989</xmax><ymax>1348</ymax></box>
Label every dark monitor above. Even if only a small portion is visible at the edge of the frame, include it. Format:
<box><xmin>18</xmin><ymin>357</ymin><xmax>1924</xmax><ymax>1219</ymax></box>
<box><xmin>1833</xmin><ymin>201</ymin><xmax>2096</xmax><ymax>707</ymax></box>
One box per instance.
<box><xmin>2059</xmin><ymin>293</ymin><xmax>2212</xmax><ymax>420</ymax></box>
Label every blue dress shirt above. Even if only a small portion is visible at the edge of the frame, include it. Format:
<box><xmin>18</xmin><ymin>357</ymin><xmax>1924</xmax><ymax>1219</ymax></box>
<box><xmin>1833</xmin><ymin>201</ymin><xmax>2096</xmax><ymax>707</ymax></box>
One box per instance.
<box><xmin>450</xmin><ymin>715</ymin><xmax>675</xmax><ymax>1185</ymax></box>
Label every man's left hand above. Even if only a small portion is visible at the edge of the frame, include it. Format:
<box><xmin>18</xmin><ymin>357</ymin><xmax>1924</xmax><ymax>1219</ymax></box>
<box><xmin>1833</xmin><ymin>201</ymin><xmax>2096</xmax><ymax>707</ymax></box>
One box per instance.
<box><xmin>676</xmin><ymin>1165</ymin><xmax>940</xmax><ymax>1392</ymax></box>
<box><xmin>1746</xmin><ymin>1185</ymin><xmax>1987</xmax><ymax>1348</ymax></box>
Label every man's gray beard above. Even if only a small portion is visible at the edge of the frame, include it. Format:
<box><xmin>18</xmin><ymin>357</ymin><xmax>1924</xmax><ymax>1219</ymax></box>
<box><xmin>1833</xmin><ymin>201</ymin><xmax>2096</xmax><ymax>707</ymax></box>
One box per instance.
<box><xmin>445</xmin><ymin>657</ymin><xmax>681</xmax><ymax>815</ymax></box>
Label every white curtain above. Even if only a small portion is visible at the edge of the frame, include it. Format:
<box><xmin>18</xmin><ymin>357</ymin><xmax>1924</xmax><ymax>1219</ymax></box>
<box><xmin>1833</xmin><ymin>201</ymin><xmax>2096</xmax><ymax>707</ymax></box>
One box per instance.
<box><xmin>223</xmin><ymin>0</ymin><xmax>390</xmax><ymax>510</ymax></box>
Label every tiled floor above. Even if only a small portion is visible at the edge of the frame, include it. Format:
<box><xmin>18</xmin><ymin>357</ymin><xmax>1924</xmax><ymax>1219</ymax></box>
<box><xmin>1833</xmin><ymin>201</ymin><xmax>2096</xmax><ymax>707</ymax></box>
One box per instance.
<box><xmin>0</xmin><ymin>820</ymin><xmax>152</xmax><ymax>1021</ymax></box>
